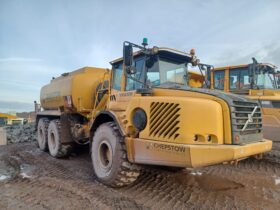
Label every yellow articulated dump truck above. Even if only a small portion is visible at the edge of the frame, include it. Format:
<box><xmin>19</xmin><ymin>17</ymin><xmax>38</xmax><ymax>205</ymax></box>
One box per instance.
<box><xmin>37</xmin><ymin>40</ymin><xmax>272</xmax><ymax>187</ymax></box>
<box><xmin>210</xmin><ymin>58</ymin><xmax>280</xmax><ymax>132</ymax></box>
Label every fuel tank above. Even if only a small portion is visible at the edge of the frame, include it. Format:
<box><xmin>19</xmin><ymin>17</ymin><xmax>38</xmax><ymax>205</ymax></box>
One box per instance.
<box><xmin>40</xmin><ymin>67</ymin><xmax>108</xmax><ymax>113</ymax></box>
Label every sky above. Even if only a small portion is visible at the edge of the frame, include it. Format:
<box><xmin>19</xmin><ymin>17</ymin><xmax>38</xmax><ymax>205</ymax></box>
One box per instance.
<box><xmin>0</xmin><ymin>0</ymin><xmax>280</xmax><ymax>112</ymax></box>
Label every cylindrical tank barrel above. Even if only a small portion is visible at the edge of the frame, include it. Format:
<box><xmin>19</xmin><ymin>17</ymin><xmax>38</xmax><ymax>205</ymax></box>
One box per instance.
<box><xmin>40</xmin><ymin>67</ymin><xmax>108</xmax><ymax>112</ymax></box>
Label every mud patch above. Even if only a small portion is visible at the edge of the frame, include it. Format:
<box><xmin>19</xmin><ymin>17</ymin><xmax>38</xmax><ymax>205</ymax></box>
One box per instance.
<box><xmin>195</xmin><ymin>174</ymin><xmax>244</xmax><ymax>191</ymax></box>
<box><xmin>0</xmin><ymin>158</ymin><xmax>20</xmax><ymax>182</ymax></box>
<box><xmin>174</xmin><ymin>170</ymin><xmax>244</xmax><ymax>191</ymax></box>
<box><xmin>20</xmin><ymin>163</ymin><xmax>36</xmax><ymax>178</ymax></box>
<box><xmin>1</xmin><ymin>143</ymin><xmax>280</xmax><ymax>210</ymax></box>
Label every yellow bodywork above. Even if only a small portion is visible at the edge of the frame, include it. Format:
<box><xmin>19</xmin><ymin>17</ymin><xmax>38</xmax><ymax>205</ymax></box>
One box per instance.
<box><xmin>40</xmin><ymin>67</ymin><xmax>108</xmax><ymax>115</ymax></box>
<box><xmin>107</xmin><ymin>87</ymin><xmax>271</xmax><ymax>167</ymax></box>
<box><xmin>125</xmin><ymin>137</ymin><xmax>272</xmax><ymax>167</ymax></box>
<box><xmin>121</xmin><ymin>89</ymin><xmax>231</xmax><ymax>144</ymax></box>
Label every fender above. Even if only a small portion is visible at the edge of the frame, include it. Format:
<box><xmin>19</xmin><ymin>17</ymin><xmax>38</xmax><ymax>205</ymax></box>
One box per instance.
<box><xmin>90</xmin><ymin>111</ymin><xmax>126</xmax><ymax>136</ymax></box>
<box><xmin>35</xmin><ymin>110</ymin><xmax>61</xmax><ymax>130</ymax></box>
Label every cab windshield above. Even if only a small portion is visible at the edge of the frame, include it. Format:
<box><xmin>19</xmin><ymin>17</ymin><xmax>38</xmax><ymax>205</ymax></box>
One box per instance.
<box><xmin>123</xmin><ymin>51</ymin><xmax>190</xmax><ymax>91</ymax></box>
<box><xmin>255</xmin><ymin>72</ymin><xmax>276</xmax><ymax>89</ymax></box>
<box><xmin>254</xmin><ymin>65</ymin><xmax>278</xmax><ymax>89</ymax></box>
<box><xmin>147</xmin><ymin>57</ymin><xmax>187</xmax><ymax>87</ymax></box>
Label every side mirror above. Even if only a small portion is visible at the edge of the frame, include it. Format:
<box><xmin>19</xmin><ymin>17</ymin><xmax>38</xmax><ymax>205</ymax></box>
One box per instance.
<box><xmin>123</xmin><ymin>43</ymin><xmax>135</xmax><ymax>74</ymax></box>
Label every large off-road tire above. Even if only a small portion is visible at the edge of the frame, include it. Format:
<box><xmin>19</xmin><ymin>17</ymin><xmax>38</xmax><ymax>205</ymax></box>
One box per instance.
<box><xmin>91</xmin><ymin>122</ymin><xmax>141</xmax><ymax>187</ymax></box>
<box><xmin>47</xmin><ymin>120</ymin><xmax>72</xmax><ymax>158</ymax></box>
<box><xmin>37</xmin><ymin>118</ymin><xmax>49</xmax><ymax>151</ymax></box>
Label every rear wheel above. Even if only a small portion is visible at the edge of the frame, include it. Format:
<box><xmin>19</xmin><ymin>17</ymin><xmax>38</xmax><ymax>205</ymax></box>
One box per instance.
<box><xmin>37</xmin><ymin>118</ymin><xmax>49</xmax><ymax>151</ymax></box>
<box><xmin>47</xmin><ymin>120</ymin><xmax>72</xmax><ymax>158</ymax></box>
<box><xmin>91</xmin><ymin>122</ymin><xmax>141</xmax><ymax>187</ymax></box>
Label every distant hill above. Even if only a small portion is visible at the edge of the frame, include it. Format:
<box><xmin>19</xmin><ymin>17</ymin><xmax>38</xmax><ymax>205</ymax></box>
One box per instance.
<box><xmin>0</xmin><ymin>100</ymin><xmax>34</xmax><ymax>113</ymax></box>
<box><xmin>17</xmin><ymin>111</ymin><xmax>36</xmax><ymax>120</ymax></box>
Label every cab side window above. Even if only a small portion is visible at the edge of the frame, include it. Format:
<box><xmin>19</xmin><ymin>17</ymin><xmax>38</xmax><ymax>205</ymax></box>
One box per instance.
<box><xmin>112</xmin><ymin>63</ymin><xmax>123</xmax><ymax>90</ymax></box>
<box><xmin>214</xmin><ymin>70</ymin><xmax>225</xmax><ymax>90</ymax></box>
<box><xmin>126</xmin><ymin>57</ymin><xmax>145</xmax><ymax>91</ymax></box>
<box><xmin>229</xmin><ymin>68</ymin><xmax>250</xmax><ymax>90</ymax></box>
<box><xmin>229</xmin><ymin>69</ymin><xmax>239</xmax><ymax>90</ymax></box>
<box><xmin>240</xmin><ymin>68</ymin><xmax>250</xmax><ymax>89</ymax></box>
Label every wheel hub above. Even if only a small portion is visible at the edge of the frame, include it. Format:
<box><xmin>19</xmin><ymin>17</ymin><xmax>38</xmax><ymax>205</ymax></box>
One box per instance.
<box><xmin>98</xmin><ymin>141</ymin><xmax>113</xmax><ymax>169</ymax></box>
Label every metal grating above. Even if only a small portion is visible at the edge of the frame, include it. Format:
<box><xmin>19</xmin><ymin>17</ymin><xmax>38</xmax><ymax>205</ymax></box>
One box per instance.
<box><xmin>231</xmin><ymin>101</ymin><xmax>262</xmax><ymax>134</ymax></box>
<box><xmin>149</xmin><ymin>102</ymin><xmax>180</xmax><ymax>140</ymax></box>
<box><xmin>272</xmin><ymin>101</ymin><xmax>280</xmax><ymax>108</ymax></box>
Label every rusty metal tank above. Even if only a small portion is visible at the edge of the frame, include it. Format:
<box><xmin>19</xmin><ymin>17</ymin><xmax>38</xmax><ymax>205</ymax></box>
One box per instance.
<box><xmin>40</xmin><ymin>67</ymin><xmax>108</xmax><ymax>113</ymax></box>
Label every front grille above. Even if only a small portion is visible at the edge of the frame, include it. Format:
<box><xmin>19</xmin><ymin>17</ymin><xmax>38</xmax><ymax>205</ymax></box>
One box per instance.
<box><xmin>149</xmin><ymin>102</ymin><xmax>180</xmax><ymax>140</ymax></box>
<box><xmin>231</xmin><ymin>101</ymin><xmax>262</xmax><ymax>134</ymax></box>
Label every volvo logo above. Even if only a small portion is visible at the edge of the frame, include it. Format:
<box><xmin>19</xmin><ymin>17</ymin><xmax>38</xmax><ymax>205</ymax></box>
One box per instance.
<box><xmin>242</xmin><ymin>106</ymin><xmax>258</xmax><ymax>131</ymax></box>
<box><xmin>247</xmin><ymin>113</ymin><xmax>254</xmax><ymax>123</ymax></box>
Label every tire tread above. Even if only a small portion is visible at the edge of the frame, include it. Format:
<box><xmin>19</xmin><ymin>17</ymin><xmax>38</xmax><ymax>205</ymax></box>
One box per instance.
<box><xmin>93</xmin><ymin>122</ymin><xmax>141</xmax><ymax>187</ymax></box>
<box><xmin>37</xmin><ymin>118</ymin><xmax>50</xmax><ymax>151</ymax></box>
<box><xmin>49</xmin><ymin>119</ymin><xmax>72</xmax><ymax>158</ymax></box>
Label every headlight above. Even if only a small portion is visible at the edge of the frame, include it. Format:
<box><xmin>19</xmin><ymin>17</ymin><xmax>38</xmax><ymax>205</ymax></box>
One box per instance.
<box><xmin>132</xmin><ymin>108</ymin><xmax>147</xmax><ymax>131</ymax></box>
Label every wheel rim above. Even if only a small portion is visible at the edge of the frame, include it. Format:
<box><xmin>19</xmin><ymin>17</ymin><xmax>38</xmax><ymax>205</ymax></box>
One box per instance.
<box><xmin>98</xmin><ymin>140</ymin><xmax>113</xmax><ymax>170</ymax></box>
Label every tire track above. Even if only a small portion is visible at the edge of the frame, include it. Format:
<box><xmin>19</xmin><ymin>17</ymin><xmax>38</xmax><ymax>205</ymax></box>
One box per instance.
<box><xmin>1</xmin><ymin>143</ymin><xmax>280</xmax><ymax>210</ymax></box>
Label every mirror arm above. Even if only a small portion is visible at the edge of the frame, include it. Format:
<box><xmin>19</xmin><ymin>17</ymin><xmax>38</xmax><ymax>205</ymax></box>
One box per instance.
<box><xmin>124</xmin><ymin>41</ymin><xmax>145</xmax><ymax>51</ymax></box>
<box><xmin>183</xmin><ymin>64</ymin><xmax>189</xmax><ymax>86</ymax></box>
<box><xmin>198</xmin><ymin>63</ymin><xmax>212</xmax><ymax>88</ymax></box>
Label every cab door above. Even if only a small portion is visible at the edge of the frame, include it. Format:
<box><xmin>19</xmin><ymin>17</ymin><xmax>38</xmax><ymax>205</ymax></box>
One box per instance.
<box><xmin>213</xmin><ymin>70</ymin><xmax>225</xmax><ymax>91</ymax></box>
<box><xmin>109</xmin><ymin>57</ymin><xmax>145</xmax><ymax>111</ymax></box>
<box><xmin>228</xmin><ymin>67</ymin><xmax>250</xmax><ymax>95</ymax></box>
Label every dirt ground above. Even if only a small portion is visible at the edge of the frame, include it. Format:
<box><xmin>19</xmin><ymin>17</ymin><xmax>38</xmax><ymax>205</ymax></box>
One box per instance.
<box><xmin>263</xmin><ymin>126</ymin><xmax>280</xmax><ymax>164</ymax></box>
<box><xmin>0</xmin><ymin>126</ymin><xmax>280</xmax><ymax>210</ymax></box>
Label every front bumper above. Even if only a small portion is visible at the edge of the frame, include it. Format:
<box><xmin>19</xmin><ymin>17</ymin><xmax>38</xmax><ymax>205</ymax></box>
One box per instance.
<box><xmin>126</xmin><ymin>138</ymin><xmax>272</xmax><ymax>168</ymax></box>
<box><xmin>188</xmin><ymin>139</ymin><xmax>272</xmax><ymax>167</ymax></box>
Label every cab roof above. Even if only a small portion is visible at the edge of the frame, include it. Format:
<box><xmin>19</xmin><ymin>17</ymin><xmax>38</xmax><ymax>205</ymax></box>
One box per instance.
<box><xmin>213</xmin><ymin>63</ymin><xmax>277</xmax><ymax>71</ymax></box>
<box><xmin>110</xmin><ymin>47</ymin><xmax>193</xmax><ymax>65</ymax></box>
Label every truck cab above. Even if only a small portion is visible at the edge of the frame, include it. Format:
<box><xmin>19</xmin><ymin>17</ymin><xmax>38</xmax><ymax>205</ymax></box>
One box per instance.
<box><xmin>211</xmin><ymin>60</ymin><xmax>280</xmax><ymax>128</ymax></box>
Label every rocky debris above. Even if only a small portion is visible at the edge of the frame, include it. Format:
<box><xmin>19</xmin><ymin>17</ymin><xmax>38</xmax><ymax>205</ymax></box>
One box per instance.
<box><xmin>4</xmin><ymin>123</ymin><xmax>36</xmax><ymax>144</ymax></box>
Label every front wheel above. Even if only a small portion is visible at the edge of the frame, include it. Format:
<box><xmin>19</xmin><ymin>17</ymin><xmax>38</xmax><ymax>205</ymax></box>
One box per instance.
<box><xmin>91</xmin><ymin>122</ymin><xmax>141</xmax><ymax>187</ymax></box>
